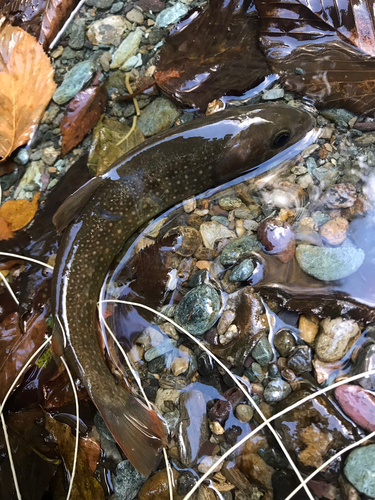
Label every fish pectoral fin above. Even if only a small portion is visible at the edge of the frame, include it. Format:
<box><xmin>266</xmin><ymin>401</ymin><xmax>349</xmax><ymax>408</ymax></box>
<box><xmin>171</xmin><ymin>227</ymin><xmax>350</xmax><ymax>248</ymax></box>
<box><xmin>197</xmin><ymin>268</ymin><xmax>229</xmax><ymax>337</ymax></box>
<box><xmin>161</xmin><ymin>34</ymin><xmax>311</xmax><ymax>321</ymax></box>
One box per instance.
<box><xmin>53</xmin><ymin>176</ymin><xmax>104</xmax><ymax>233</ymax></box>
<box><xmin>95</xmin><ymin>392</ymin><xmax>168</xmax><ymax>476</ymax></box>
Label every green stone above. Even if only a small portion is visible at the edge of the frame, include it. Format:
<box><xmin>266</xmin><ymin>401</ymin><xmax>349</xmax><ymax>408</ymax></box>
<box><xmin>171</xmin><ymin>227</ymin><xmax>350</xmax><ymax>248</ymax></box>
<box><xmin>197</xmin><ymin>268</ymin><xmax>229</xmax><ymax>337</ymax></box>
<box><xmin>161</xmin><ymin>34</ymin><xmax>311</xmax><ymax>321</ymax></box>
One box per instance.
<box><xmin>263</xmin><ymin>378</ymin><xmax>292</xmax><ymax>403</ymax></box>
<box><xmin>251</xmin><ymin>336</ymin><xmax>273</xmax><ymax>366</ymax></box>
<box><xmin>344</xmin><ymin>445</ymin><xmax>375</xmax><ymax>497</ymax></box>
<box><xmin>53</xmin><ymin>61</ymin><xmax>95</xmax><ymax>105</ymax></box>
<box><xmin>229</xmin><ymin>259</ymin><xmax>254</xmax><ymax>282</ymax></box>
<box><xmin>218</xmin><ymin>196</ymin><xmax>242</xmax><ymax>210</ymax></box>
<box><xmin>220</xmin><ymin>235</ymin><xmax>261</xmax><ymax>266</ymax></box>
<box><xmin>175</xmin><ymin>285</ymin><xmax>220</xmax><ymax>335</ymax></box>
<box><xmin>296</xmin><ymin>241</ymin><xmax>365</xmax><ymax>281</ymax></box>
<box><xmin>137</xmin><ymin>98</ymin><xmax>181</xmax><ymax>137</ymax></box>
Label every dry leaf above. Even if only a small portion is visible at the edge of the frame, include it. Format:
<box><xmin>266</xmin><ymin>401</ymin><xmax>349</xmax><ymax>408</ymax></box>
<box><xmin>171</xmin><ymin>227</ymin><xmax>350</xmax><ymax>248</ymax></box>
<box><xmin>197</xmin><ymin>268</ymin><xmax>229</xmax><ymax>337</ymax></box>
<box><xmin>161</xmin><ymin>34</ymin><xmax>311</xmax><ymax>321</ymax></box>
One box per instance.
<box><xmin>45</xmin><ymin>414</ymin><xmax>104</xmax><ymax>500</ymax></box>
<box><xmin>0</xmin><ymin>25</ymin><xmax>56</xmax><ymax>161</ymax></box>
<box><xmin>255</xmin><ymin>0</ymin><xmax>375</xmax><ymax>113</ymax></box>
<box><xmin>0</xmin><ymin>192</ymin><xmax>40</xmax><ymax>231</ymax></box>
<box><xmin>61</xmin><ymin>86</ymin><xmax>108</xmax><ymax>156</ymax></box>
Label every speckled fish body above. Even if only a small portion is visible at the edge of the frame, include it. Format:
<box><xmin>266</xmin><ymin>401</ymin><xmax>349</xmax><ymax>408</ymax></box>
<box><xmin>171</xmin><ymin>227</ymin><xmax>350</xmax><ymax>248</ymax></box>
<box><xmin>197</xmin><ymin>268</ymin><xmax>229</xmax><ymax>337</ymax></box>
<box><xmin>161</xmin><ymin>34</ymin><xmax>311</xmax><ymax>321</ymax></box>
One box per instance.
<box><xmin>52</xmin><ymin>103</ymin><xmax>314</xmax><ymax>474</ymax></box>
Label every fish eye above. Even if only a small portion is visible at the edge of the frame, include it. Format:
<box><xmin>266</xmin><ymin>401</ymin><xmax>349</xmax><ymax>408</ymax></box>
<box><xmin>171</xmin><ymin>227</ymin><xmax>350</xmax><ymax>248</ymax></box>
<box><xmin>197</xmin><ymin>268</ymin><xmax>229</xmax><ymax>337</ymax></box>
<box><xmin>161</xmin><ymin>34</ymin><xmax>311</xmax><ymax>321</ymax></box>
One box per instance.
<box><xmin>272</xmin><ymin>130</ymin><xmax>291</xmax><ymax>148</ymax></box>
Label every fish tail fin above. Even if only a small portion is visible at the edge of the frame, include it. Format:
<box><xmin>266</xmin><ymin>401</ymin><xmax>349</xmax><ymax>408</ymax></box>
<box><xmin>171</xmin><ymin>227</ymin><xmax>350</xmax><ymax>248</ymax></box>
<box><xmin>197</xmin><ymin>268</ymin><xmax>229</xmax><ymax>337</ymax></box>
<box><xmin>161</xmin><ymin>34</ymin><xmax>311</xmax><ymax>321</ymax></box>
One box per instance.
<box><xmin>96</xmin><ymin>391</ymin><xmax>168</xmax><ymax>475</ymax></box>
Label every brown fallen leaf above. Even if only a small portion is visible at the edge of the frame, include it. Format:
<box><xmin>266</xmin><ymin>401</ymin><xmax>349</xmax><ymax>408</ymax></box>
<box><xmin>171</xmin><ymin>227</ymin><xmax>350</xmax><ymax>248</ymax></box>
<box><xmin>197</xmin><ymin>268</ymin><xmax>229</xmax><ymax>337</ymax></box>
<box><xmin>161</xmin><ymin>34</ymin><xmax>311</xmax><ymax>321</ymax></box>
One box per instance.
<box><xmin>61</xmin><ymin>86</ymin><xmax>108</xmax><ymax>156</ymax></box>
<box><xmin>155</xmin><ymin>0</ymin><xmax>270</xmax><ymax>110</ymax></box>
<box><xmin>0</xmin><ymin>216</ymin><xmax>13</xmax><ymax>240</ymax></box>
<box><xmin>0</xmin><ymin>192</ymin><xmax>40</xmax><ymax>231</ymax></box>
<box><xmin>45</xmin><ymin>414</ymin><xmax>104</xmax><ymax>500</ymax></box>
<box><xmin>39</xmin><ymin>0</ymin><xmax>79</xmax><ymax>49</ymax></box>
<box><xmin>255</xmin><ymin>0</ymin><xmax>375</xmax><ymax>113</ymax></box>
<box><xmin>0</xmin><ymin>25</ymin><xmax>56</xmax><ymax>161</ymax></box>
<box><xmin>88</xmin><ymin>116</ymin><xmax>144</xmax><ymax>175</ymax></box>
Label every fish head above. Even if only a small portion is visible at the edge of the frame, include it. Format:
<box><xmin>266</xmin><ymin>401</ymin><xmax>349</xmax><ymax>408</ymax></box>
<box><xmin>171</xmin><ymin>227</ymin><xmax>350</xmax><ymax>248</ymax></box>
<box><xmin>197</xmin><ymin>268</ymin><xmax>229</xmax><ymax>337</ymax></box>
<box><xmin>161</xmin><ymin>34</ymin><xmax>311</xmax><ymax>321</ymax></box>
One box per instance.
<box><xmin>216</xmin><ymin>103</ymin><xmax>315</xmax><ymax>182</ymax></box>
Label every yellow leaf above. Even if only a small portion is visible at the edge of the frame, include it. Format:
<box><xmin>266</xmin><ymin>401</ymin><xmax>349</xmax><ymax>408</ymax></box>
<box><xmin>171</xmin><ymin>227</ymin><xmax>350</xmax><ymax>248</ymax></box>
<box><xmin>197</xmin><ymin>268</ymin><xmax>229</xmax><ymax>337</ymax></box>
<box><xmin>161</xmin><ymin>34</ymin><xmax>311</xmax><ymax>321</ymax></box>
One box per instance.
<box><xmin>0</xmin><ymin>192</ymin><xmax>40</xmax><ymax>231</ymax></box>
<box><xmin>0</xmin><ymin>25</ymin><xmax>57</xmax><ymax>161</ymax></box>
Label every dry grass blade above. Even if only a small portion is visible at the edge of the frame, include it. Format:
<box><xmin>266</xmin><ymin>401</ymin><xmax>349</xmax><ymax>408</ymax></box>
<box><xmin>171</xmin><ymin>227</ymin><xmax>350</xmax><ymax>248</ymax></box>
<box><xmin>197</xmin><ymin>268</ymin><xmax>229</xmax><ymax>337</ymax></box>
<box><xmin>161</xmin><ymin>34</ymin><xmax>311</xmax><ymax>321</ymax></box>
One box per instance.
<box><xmin>0</xmin><ymin>25</ymin><xmax>56</xmax><ymax>161</ymax></box>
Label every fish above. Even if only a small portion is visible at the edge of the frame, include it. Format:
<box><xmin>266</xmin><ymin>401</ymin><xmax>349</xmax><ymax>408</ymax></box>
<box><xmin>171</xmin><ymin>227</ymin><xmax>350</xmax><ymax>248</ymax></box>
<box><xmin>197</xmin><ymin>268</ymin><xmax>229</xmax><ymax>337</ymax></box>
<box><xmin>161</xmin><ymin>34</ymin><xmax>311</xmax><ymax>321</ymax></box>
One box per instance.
<box><xmin>51</xmin><ymin>103</ymin><xmax>314</xmax><ymax>475</ymax></box>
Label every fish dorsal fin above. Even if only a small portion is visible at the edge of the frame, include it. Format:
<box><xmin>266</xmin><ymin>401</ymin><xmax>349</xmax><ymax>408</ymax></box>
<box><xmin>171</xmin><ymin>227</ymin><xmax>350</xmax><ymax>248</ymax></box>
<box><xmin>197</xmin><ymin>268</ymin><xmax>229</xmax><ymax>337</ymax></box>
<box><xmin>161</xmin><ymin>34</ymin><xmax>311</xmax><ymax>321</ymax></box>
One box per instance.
<box><xmin>53</xmin><ymin>176</ymin><xmax>103</xmax><ymax>233</ymax></box>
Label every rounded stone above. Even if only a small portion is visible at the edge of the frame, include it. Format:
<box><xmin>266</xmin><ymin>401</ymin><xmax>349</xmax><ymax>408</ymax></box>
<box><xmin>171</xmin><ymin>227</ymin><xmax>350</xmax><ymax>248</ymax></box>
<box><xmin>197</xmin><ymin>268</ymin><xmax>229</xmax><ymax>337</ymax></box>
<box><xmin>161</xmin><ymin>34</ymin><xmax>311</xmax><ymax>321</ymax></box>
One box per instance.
<box><xmin>274</xmin><ymin>330</ymin><xmax>295</xmax><ymax>357</ymax></box>
<box><xmin>257</xmin><ymin>217</ymin><xmax>295</xmax><ymax>263</ymax></box>
<box><xmin>315</xmin><ymin>317</ymin><xmax>361</xmax><ymax>362</ymax></box>
<box><xmin>166</xmin><ymin>226</ymin><xmax>202</xmax><ymax>257</ymax></box>
<box><xmin>287</xmin><ymin>345</ymin><xmax>312</xmax><ymax>374</ymax></box>
<box><xmin>235</xmin><ymin>404</ymin><xmax>254</xmax><ymax>423</ymax></box>
<box><xmin>298</xmin><ymin>314</ymin><xmax>319</xmax><ymax>344</ymax></box>
<box><xmin>229</xmin><ymin>259</ymin><xmax>254</xmax><ymax>282</ymax></box>
<box><xmin>323</xmin><ymin>183</ymin><xmax>356</xmax><ymax>208</ymax></box>
<box><xmin>218</xmin><ymin>196</ymin><xmax>242</xmax><ymax>210</ymax></box>
<box><xmin>319</xmin><ymin>217</ymin><xmax>349</xmax><ymax>245</ymax></box>
<box><xmin>295</xmin><ymin>241</ymin><xmax>365</xmax><ymax>281</ymax></box>
<box><xmin>263</xmin><ymin>378</ymin><xmax>292</xmax><ymax>403</ymax></box>
<box><xmin>114</xmin><ymin>460</ymin><xmax>147</xmax><ymax>500</ymax></box>
<box><xmin>220</xmin><ymin>235</ymin><xmax>261</xmax><ymax>266</ymax></box>
<box><xmin>344</xmin><ymin>445</ymin><xmax>375</xmax><ymax>497</ymax></box>
<box><xmin>175</xmin><ymin>285</ymin><xmax>220</xmax><ymax>335</ymax></box>
<box><xmin>335</xmin><ymin>384</ymin><xmax>375</xmax><ymax>432</ymax></box>
<box><xmin>126</xmin><ymin>7</ymin><xmax>144</xmax><ymax>24</ymax></box>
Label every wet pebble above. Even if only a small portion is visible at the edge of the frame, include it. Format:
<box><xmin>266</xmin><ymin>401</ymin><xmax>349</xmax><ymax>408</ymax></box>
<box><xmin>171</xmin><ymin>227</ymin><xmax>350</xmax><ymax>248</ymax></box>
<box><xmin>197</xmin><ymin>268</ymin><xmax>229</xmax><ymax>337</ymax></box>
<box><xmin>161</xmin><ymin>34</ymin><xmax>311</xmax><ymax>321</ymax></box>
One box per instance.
<box><xmin>344</xmin><ymin>445</ymin><xmax>375</xmax><ymax>498</ymax></box>
<box><xmin>251</xmin><ymin>336</ymin><xmax>273</xmax><ymax>366</ymax></box>
<box><xmin>171</xmin><ymin>356</ymin><xmax>189</xmax><ymax>376</ymax></box>
<box><xmin>287</xmin><ymin>345</ymin><xmax>312</xmax><ymax>374</ymax></box>
<box><xmin>274</xmin><ymin>330</ymin><xmax>295</xmax><ymax>357</ymax></box>
<box><xmin>234</xmin><ymin>204</ymin><xmax>262</xmax><ymax>220</ymax></box>
<box><xmin>319</xmin><ymin>217</ymin><xmax>349</xmax><ymax>245</ymax></box>
<box><xmin>323</xmin><ymin>183</ymin><xmax>357</xmax><ymax>209</ymax></box>
<box><xmin>229</xmin><ymin>259</ymin><xmax>254</xmax><ymax>282</ymax></box>
<box><xmin>263</xmin><ymin>88</ymin><xmax>285</xmax><ymax>100</ymax></box>
<box><xmin>220</xmin><ymin>235</ymin><xmax>261</xmax><ymax>266</ymax></box>
<box><xmin>155</xmin><ymin>388</ymin><xmax>180</xmax><ymax>413</ymax></box>
<box><xmin>209</xmin><ymin>388</ymin><xmax>243</xmax><ymax>424</ymax></box>
<box><xmin>110</xmin><ymin>28</ymin><xmax>143</xmax><ymax>68</ymax></box>
<box><xmin>235</xmin><ymin>404</ymin><xmax>254</xmax><ymax>423</ymax></box>
<box><xmin>315</xmin><ymin>318</ymin><xmax>361</xmax><ymax>362</ymax></box>
<box><xmin>67</xmin><ymin>18</ymin><xmax>85</xmax><ymax>49</ymax></box>
<box><xmin>298</xmin><ymin>314</ymin><xmax>319</xmax><ymax>344</ymax></box>
<box><xmin>53</xmin><ymin>61</ymin><xmax>95</xmax><ymax>104</ymax></box>
<box><xmin>218</xmin><ymin>196</ymin><xmax>242</xmax><ymax>210</ymax></box>
<box><xmin>199</xmin><ymin>221</ymin><xmax>235</xmax><ymax>249</ymax></box>
<box><xmin>295</xmin><ymin>240</ymin><xmax>365</xmax><ymax>281</ymax></box>
<box><xmin>155</xmin><ymin>2</ymin><xmax>189</xmax><ymax>27</ymax></box>
<box><xmin>217</xmin><ymin>310</ymin><xmax>235</xmax><ymax>335</ymax></box>
<box><xmin>351</xmin><ymin>343</ymin><xmax>375</xmax><ymax>389</ymax></box>
<box><xmin>175</xmin><ymin>285</ymin><xmax>220</xmax><ymax>335</ymax></box>
<box><xmin>198</xmin><ymin>455</ymin><xmax>222</xmax><ymax>474</ymax></box>
<box><xmin>177</xmin><ymin>471</ymin><xmax>196</xmax><ymax>496</ymax></box>
<box><xmin>257</xmin><ymin>217</ymin><xmax>295</xmax><ymax>263</ymax></box>
<box><xmin>263</xmin><ymin>378</ymin><xmax>292</xmax><ymax>403</ymax></box>
<box><xmin>137</xmin><ymin>97</ymin><xmax>181</xmax><ymax>137</ymax></box>
<box><xmin>166</xmin><ymin>226</ymin><xmax>202</xmax><ymax>257</ymax></box>
<box><xmin>114</xmin><ymin>460</ymin><xmax>147</xmax><ymax>500</ymax></box>
<box><xmin>335</xmin><ymin>384</ymin><xmax>375</xmax><ymax>432</ymax></box>
<box><xmin>139</xmin><ymin>469</ymin><xmax>180</xmax><ymax>500</ymax></box>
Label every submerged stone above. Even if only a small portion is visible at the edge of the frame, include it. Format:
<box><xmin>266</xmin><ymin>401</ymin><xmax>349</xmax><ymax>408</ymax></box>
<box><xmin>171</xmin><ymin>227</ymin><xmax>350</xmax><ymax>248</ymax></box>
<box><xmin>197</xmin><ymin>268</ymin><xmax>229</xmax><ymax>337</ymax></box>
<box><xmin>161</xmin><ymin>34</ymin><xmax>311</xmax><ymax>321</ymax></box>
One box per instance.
<box><xmin>295</xmin><ymin>241</ymin><xmax>365</xmax><ymax>281</ymax></box>
<box><xmin>114</xmin><ymin>460</ymin><xmax>147</xmax><ymax>500</ymax></box>
<box><xmin>220</xmin><ymin>235</ymin><xmax>261</xmax><ymax>266</ymax></box>
<box><xmin>335</xmin><ymin>384</ymin><xmax>375</xmax><ymax>432</ymax></box>
<box><xmin>175</xmin><ymin>285</ymin><xmax>220</xmax><ymax>335</ymax></box>
<box><xmin>110</xmin><ymin>28</ymin><xmax>143</xmax><ymax>69</ymax></box>
<box><xmin>155</xmin><ymin>2</ymin><xmax>189</xmax><ymax>27</ymax></box>
<box><xmin>344</xmin><ymin>445</ymin><xmax>375</xmax><ymax>497</ymax></box>
<box><xmin>251</xmin><ymin>336</ymin><xmax>273</xmax><ymax>366</ymax></box>
<box><xmin>263</xmin><ymin>378</ymin><xmax>292</xmax><ymax>403</ymax></box>
<box><xmin>229</xmin><ymin>259</ymin><xmax>254</xmax><ymax>282</ymax></box>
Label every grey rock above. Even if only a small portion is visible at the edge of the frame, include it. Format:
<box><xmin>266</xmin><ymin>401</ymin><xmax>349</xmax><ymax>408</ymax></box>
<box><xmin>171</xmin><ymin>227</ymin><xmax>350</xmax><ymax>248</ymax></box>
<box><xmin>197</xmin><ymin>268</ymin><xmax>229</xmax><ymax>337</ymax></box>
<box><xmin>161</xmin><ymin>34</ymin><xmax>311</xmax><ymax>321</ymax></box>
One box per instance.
<box><xmin>218</xmin><ymin>196</ymin><xmax>242</xmax><ymax>210</ymax></box>
<box><xmin>111</xmin><ymin>0</ymin><xmax>124</xmax><ymax>12</ymax></box>
<box><xmin>42</xmin><ymin>147</ymin><xmax>60</xmax><ymax>166</ymax></box>
<box><xmin>229</xmin><ymin>259</ymin><xmax>254</xmax><ymax>282</ymax></box>
<box><xmin>14</xmin><ymin>148</ymin><xmax>29</xmax><ymax>165</ymax></box>
<box><xmin>155</xmin><ymin>2</ymin><xmax>189</xmax><ymax>27</ymax></box>
<box><xmin>199</xmin><ymin>221</ymin><xmax>235</xmax><ymax>249</ymax></box>
<box><xmin>61</xmin><ymin>47</ymin><xmax>81</xmax><ymax>60</ymax></box>
<box><xmin>244</xmin><ymin>362</ymin><xmax>265</xmax><ymax>382</ymax></box>
<box><xmin>175</xmin><ymin>285</ymin><xmax>220</xmax><ymax>335</ymax></box>
<box><xmin>110</xmin><ymin>28</ymin><xmax>143</xmax><ymax>69</ymax></box>
<box><xmin>211</xmin><ymin>215</ymin><xmax>230</xmax><ymax>226</ymax></box>
<box><xmin>137</xmin><ymin>97</ymin><xmax>181</xmax><ymax>137</ymax></box>
<box><xmin>263</xmin><ymin>378</ymin><xmax>292</xmax><ymax>403</ymax></box>
<box><xmin>262</xmin><ymin>88</ymin><xmax>284</xmax><ymax>100</ymax></box>
<box><xmin>87</xmin><ymin>0</ymin><xmax>113</xmax><ymax>9</ymax></box>
<box><xmin>311</xmin><ymin>211</ymin><xmax>331</xmax><ymax>227</ymax></box>
<box><xmin>251</xmin><ymin>336</ymin><xmax>273</xmax><ymax>366</ymax></box>
<box><xmin>114</xmin><ymin>460</ymin><xmax>147</xmax><ymax>500</ymax></box>
<box><xmin>321</xmin><ymin>108</ymin><xmax>355</xmax><ymax>125</ymax></box>
<box><xmin>94</xmin><ymin>413</ymin><xmax>115</xmax><ymax>442</ymax></box>
<box><xmin>234</xmin><ymin>204</ymin><xmax>262</xmax><ymax>220</ymax></box>
<box><xmin>87</xmin><ymin>16</ymin><xmax>127</xmax><ymax>46</ymax></box>
<box><xmin>287</xmin><ymin>345</ymin><xmax>312</xmax><ymax>374</ymax></box>
<box><xmin>295</xmin><ymin>240</ymin><xmax>365</xmax><ymax>281</ymax></box>
<box><xmin>164</xmin><ymin>410</ymin><xmax>180</xmax><ymax>433</ymax></box>
<box><xmin>126</xmin><ymin>7</ymin><xmax>144</xmax><ymax>24</ymax></box>
<box><xmin>100</xmin><ymin>51</ymin><xmax>112</xmax><ymax>72</ymax></box>
<box><xmin>316</xmin><ymin>318</ymin><xmax>361</xmax><ymax>362</ymax></box>
<box><xmin>121</xmin><ymin>53</ymin><xmax>142</xmax><ymax>71</ymax></box>
<box><xmin>144</xmin><ymin>338</ymin><xmax>177</xmax><ymax>362</ymax></box>
<box><xmin>179</xmin><ymin>390</ymin><xmax>209</xmax><ymax>466</ymax></box>
<box><xmin>344</xmin><ymin>445</ymin><xmax>375</xmax><ymax>497</ymax></box>
<box><xmin>351</xmin><ymin>343</ymin><xmax>375</xmax><ymax>389</ymax></box>
<box><xmin>53</xmin><ymin>61</ymin><xmax>95</xmax><ymax>105</ymax></box>
<box><xmin>235</xmin><ymin>404</ymin><xmax>254</xmax><ymax>423</ymax></box>
<box><xmin>220</xmin><ymin>235</ymin><xmax>261</xmax><ymax>266</ymax></box>
<box><xmin>68</xmin><ymin>18</ymin><xmax>86</xmax><ymax>49</ymax></box>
